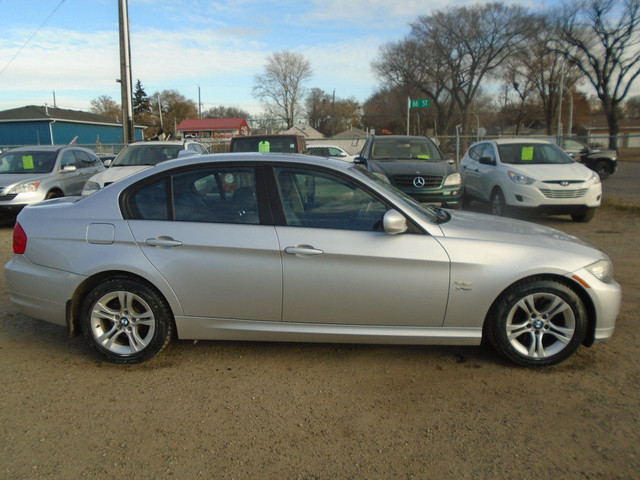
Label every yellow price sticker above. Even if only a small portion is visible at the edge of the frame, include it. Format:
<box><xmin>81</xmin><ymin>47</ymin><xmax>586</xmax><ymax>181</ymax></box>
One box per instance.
<box><xmin>22</xmin><ymin>155</ymin><xmax>35</xmax><ymax>169</ymax></box>
<box><xmin>521</xmin><ymin>146</ymin><xmax>534</xmax><ymax>161</ymax></box>
<box><xmin>417</xmin><ymin>154</ymin><xmax>430</xmax><ymax>159</ymax></box>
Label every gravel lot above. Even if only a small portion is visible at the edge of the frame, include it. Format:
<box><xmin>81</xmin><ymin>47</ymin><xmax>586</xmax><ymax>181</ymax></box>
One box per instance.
<box><xmin>1</xmin><ymin>189</ymin><xmax>639</xmax><ymax>479</ymax></box>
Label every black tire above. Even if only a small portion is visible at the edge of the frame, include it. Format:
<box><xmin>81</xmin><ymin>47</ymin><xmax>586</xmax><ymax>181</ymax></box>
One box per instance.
<box><xmin>80</xmin><ymin>276</ymin><xmax>174</xmax><ymax>364</ymax></box>
<box><xmin>461</xmin><ymin>190</ymin><xmax>472</xmax><ymax>209</ymax></box>
<box><xmin>595</xmin><ymin>161</ymin><xmax>611</xmax><ymax>180</ymax></box>
<box><xmin>486</xmin><ymin>279</ymin><xmax>588</xmax><ymax>367</ymax></box>
<box><xmin>571</xmin><ymin>209</ymin><xmax>596</xmax><ymax>223</ymax></box>
<box><xmin>490</xmin><ymin>189</ymin><xmax>508</xmax><ymax>217</ymax></box>
<box><xmin>45</xmin><ymin>190</ymin><xmax>63</xmax><ymax>199</ymax></box>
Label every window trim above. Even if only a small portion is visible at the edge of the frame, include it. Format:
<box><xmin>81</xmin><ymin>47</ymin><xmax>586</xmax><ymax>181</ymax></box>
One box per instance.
<box><xmin>120</xmin><ymin>162</ymin><xmax>274</xmax><ymax>225</ymax></box>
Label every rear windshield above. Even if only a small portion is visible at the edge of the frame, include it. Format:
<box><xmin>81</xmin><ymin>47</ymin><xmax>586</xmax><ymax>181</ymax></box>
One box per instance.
<box><xmin>112</xmin><ymin>145</ymin><xmax>184</xmax><ymax>167</ymax></box>
<box><xmin>0</xmin><ymin>151</ymin><xmax>57</xmax><ymax>174</ymax></box>
<box><xmin>370</xmin><ymin>138</ymin><xmax>443</xmax><ymax>162</ymax></box>
<box><xmin>497</xmin><ymin>143</ymin><xmax>574</xmax><ymax>165</ymax></box>
<box><xmin>231</xmin><ymin>137</ymin><xmax>299</xmax><ymax>153</ymax></box>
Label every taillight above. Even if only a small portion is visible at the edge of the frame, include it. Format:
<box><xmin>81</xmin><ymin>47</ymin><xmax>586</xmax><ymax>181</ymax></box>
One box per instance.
<box><xmin>13</xmin><ymin>222</ymin><xmax>27</xmax><ymax>254</ymax></box>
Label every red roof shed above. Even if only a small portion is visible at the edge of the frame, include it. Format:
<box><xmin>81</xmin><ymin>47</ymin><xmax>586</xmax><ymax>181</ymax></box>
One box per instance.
<box><xmin>177</xmin><ymin>117</ymin><xmax>250</xmax><ymax>139</ymax></box>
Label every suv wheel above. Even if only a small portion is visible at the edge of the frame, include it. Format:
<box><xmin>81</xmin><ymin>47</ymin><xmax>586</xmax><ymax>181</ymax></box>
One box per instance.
<box><xmin>490</xmin><ymin>189</ymin><xmax>509</xmax><ymax>217</ymax></box>
<box><xmin>595</xmin><ymin>161</ymin><xmax>611</xmax><ymax>180</ymax></box>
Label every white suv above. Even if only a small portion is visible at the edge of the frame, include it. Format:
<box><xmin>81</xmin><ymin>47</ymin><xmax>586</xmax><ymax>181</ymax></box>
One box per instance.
<box><xmin>82</xmin><ymin>141</ymin><xmax>206</xmax><ymax>195</ymax></box>
<box><xmin>459</xmin><ymin>138</ymin><xmax>601</xmax><ymax>222</ymax></box>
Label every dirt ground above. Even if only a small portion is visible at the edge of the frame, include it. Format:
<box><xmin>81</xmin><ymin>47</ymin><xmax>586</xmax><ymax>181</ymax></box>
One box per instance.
<box><xmin>1</xmin><ymin>205</ymin><xmax>639</xmax><ymax>480</ymax></box>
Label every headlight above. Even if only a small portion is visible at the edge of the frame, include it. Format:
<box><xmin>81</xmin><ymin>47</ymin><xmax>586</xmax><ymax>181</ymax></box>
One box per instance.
<box><xmin>443</xmin><ymin>172</ymin><xmax>462</xmax><ymax>186</ymax></box>
<box><xmin>585</xmin><ymin>259</ymin><xmax>613</xmax><ymax>283</ymax></box>
<box><xmin>588</xmin><ymin>171</ymin><xmax>601</xmax><ymax>185</ymax></box>
<box><xmin>82</xmin><ymin>181</ymin><xmax>101</xmax><ymax>195</ymax></box>
<box><xmin>508</xmin><ymin>170</ymin><xmax>535</xmax><ymax>185</ymax></box>
<box><xmin>9</xmin><ymin>181</ymin><xmax>40</xmax><ymax>194</ymax></box>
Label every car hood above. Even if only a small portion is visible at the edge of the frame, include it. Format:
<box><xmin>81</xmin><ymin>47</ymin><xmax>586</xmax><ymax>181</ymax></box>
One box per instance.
<box><xmin>586</xmin><ymin>148</ymin><xmax>617</xmax><ymax>159</ymax></box>
<box><xmin>508</xmin><ymin>162</ymin><xmax>593</xmax><ymax>181</ymax></box>
<box><xmin>370</xmin><ymin>160</ymin><xmax>453</xmax><ymax>177</ymax></box>
<box><xmin>438</xmin><ymin>210</ymin><xmax>596</xmax><ymax>254</ymax></box>
<box><xmin>90</xmin><ymin>166</ymin><xmax>152</xmax><ymax>186</ymax></box>
<box><xmin>0</xmin><ymin>173</ymin><xmax>51</xmax><ymax>190</ymax></box>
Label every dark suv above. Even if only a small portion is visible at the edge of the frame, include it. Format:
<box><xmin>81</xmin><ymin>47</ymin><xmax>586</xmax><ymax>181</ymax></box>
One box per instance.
<box><xmin>230</xmin><ymin>134</ymin><xmax>307</xmax><ymax>154</ymax></box>
<box><xmin>560</xmin><ymin>139</ymin><xmax>617</xmax><ymax>180</ymax></box>
<box><xmin>355</xmin><ymin>135</ymin><xmax>462</xmax><ymax>208</ymax></box>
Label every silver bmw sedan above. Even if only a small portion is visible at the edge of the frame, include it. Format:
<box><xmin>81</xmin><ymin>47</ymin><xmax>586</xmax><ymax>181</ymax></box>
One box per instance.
<box><xmin>4</xmin><ymin>153</ymin><xmax>621</xmax><ymax>366</ymax></box>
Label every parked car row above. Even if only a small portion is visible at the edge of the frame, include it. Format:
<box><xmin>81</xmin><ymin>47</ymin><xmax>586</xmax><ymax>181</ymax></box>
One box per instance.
<box><xmin>0</xmin><ymin>135</ymin><xmax>614</xmax><ymax>224</ymax></box>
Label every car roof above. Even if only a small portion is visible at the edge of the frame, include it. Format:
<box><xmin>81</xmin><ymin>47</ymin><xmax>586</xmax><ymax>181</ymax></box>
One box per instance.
<box><xmin>126</xmin><ymin>141</ymin><xmax>188</xmax><ymax>148</ymax></box>
<box><xmin>156</xmin><ymin>152</ymin><xmax>352</xmax><ymax>172</ymax></box>
<box><xmin>487</xmin><ymin>138</ymin><xmax>554</xmax><ymax>145</ymax></box>
<box><xmin>372</xmin><ymin>135</ymin><xmax>430</xmax><ymax>140</ymax></box>
<box><xmin>8</xmin><ymin>145</ymin><xmax>67</xmax><ymax>152</ymax></box>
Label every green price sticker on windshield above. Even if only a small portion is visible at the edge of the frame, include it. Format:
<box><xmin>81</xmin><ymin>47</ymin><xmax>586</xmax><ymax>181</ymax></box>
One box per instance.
<box><xmin>22</xmin><ymin>155</ymin><xmax>34</xmax><ymax>170</ymax></box>
<box><xmin>258</xmin><ymin>141</ymin><xmax>270</xmax><ymax>153</ymax></box>
<box><xmin>521</xmin><ymin>146</ymin><xmax>534</xmax><ymax>161</ymax></box>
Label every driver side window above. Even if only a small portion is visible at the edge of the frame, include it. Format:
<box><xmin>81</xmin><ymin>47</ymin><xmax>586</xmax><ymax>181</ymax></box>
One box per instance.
<box><xmin>274</xmin><ymin>167</ymin><xmax>387</xmax><ymax>231</ymax></box>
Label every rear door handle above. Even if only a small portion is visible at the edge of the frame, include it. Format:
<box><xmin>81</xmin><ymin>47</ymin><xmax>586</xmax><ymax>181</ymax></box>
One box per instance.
<box><xmin>145</xmin><ymin>236</ymin><xmax>183</xmax><ymax>248</ymax></box>
<box><xmin>284</xmin><ymin>245</ymin><xmax>324</xmax><ymax>257</ymax></box>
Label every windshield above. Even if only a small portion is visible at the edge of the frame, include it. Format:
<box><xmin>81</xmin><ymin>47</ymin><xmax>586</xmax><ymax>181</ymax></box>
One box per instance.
<box><xmin>497</xmin><ymin>143</ymin><xmax>574</xmax><ymax>165</ymax></box>
<box><xmin>0</xmin><ymin>151</ymin><xmax>57</xmax><ymax>174</ymax></box>
<box><xmin>231</xmin><ymin>137</ymin><xmax>299</xmax><ymax>153</ymax></box>
<box><xmin>350</xmin><ymin>167</ymin><xmax>441</xmax><ymax>223</ymax></box>
<box><xmin>112</xmin><ymin>144</ymin><xmax>183</xmax><ymax>167</ymax></box>
<box><xmin>370</xmin><ymin>138</ymin><xmax>443</xmax><ymax>162</ymax></box>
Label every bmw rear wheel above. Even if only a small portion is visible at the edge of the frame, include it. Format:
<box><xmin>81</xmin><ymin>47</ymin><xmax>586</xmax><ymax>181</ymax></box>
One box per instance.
<box><xmin>487</xmin><ymin>279</ymin><xmax>588</xmax><ymax>367</ymax></box>
<box><xmin>80</xmin><ymin>277</ymin><xmax>174</xmax><ymax>364</ymax></box>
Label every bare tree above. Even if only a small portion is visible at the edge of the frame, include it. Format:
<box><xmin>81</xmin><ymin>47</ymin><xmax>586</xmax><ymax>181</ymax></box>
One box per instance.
<box><xmin>557</xmin><ymin>0</ymin><xmax>640</xmax><ymax>149</ymax></box>
<box><xmin>502</xmin><ymin>14</ymin><xmax>582</xmax><ymax>135</ymax></box>
<box><xmin>253</xmin><ymin>50</ymin><xmax>312</xmax><ymax>129</ymax></box>
<box><xmin>89</xmin><ymin>95</ymin><xmax>120</xmax><ymax>120</ymax></box>
<box><xmin>411</xmin><ymin>3</ymin><xmax>532</xmax><ymax>137</ymax></box>
<box><xmin>306</xmin><ymin>88</ymin><xmax>360</xmax><ymax>136</ymax></box>
<box><xmin>147</xmin><ymin>90</ymin><xmax>197</xmax><ymax>139</ymax></box>
<box><xmin>374</xmin><ymin>39</ymin><xmax>457</xmax><ymax>136</ymax></box>
<box><xmin>374</xmin><ymin>3</ymin><xmax>532</xmax><ymax>139</ymax></box>
<box><xmin>202</xmin><ymin>106</ymin><xmax>251</xmax><ymax>119</ymax></box>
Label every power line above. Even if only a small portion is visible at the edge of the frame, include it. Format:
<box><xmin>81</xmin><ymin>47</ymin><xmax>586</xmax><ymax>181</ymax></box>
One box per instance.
<box><xmin>0</xmin><ymin>0</ymin><xmax>67</xmax><ymax>77</ymax></box>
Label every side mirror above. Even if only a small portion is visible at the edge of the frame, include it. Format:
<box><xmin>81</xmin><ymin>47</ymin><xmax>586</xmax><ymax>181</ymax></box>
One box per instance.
<box><xmin>383</xmin><ymin>209</ymin><xmax>408</xmax><ymax>235</ymax></box>
<box><xmin>104</xmin><ymin>159</ymin><xmax>112</xmax><ymax>167</ymax></box>
<box><xmin>446</xmin><ymin>158</ymin><xmax>455</xmax><ymax>165</ymax></box>
<box><xmin>354</xmin><ymin>156</ymin><xmax>367</xmax><ymax>165</ymax></box>
<box><xmin>61</xmin><ymin>165</ymin><xmax>77</xmax><ymax>173</ymax></box>
<box><xmin>479</xmin><ymin>156</ymin><xmax>495</xmax><ymax>166</ymax></box>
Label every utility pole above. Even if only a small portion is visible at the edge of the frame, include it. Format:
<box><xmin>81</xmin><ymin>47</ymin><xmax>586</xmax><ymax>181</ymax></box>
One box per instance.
<box><xmin>198</xmin><ymin>85</ymin><xmax>202</xmax><ymax>119</ymax></box>
<box><xmin>118</xmin><ymin>0</ymin><xmax>135</xmax><ymax>144</ymax></box>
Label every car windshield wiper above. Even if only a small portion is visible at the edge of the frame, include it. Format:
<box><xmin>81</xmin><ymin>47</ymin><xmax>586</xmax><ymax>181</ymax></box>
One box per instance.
<box><xmin>427</xmin><ymin>205</ymin><xmax>451</xmax><ymax>223</ymax></box>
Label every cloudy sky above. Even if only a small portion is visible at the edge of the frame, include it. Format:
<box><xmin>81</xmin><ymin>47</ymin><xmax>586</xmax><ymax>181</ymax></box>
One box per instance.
<box><xmin>2</xmin><ymin>0</ymin><xmax>561</xmax><ymax>116</ymax></box>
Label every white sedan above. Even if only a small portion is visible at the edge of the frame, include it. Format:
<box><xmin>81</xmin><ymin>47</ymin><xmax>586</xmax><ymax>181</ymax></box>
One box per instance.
<box><xmin>459</xmin><ymin>138</ymin><xmax>601</xmax><ymax>222</ymax></box>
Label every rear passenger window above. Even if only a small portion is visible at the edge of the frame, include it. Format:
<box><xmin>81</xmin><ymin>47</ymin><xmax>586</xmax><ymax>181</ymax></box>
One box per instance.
<box><xmin>126</xmin><ymin>167</ymin><xmax>259</xmax><ymax>224</ymax></box>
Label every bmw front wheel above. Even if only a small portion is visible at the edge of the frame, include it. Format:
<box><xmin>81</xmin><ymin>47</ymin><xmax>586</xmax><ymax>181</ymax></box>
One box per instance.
<box><xmin>80</xmin><ymin>277</ymin><xmax>174</xmax><ymax>364</ymax></box>
<box><xmin>487</xmin><ymin>279</ymin><xmax>588</xmax><ymax>367</ymax></box>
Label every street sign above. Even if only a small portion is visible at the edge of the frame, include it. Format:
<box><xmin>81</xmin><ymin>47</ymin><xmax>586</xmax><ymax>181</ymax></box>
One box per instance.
<box><xmin>410</xmin><ymin>98</ymin><xmax>431</xmax><ymax>108</ymax></box>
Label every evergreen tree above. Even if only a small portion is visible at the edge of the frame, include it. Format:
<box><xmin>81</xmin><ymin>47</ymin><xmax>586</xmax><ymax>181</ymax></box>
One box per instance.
<box><xmin>133</xmin><ymin>80</ymin><xmax>151</xmax><ymax>119</ymax></box>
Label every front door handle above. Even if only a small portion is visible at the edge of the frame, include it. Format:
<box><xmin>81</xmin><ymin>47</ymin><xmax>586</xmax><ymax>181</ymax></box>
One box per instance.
<box><xmin>284</xmin><ymin>245</ymin><xmax>324</xmax><ymax>257</ymax></box>
<box><xmin>145</xmin><ymin>236</ymin><xmax>183</xmax><ymax>248</ymax></box>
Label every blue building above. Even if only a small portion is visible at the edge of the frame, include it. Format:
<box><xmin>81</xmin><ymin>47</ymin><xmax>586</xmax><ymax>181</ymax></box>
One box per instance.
<box><xmin>0</xmin><ymin>105</ymin><xmax>145</xmax><ymax>148</ymax></box>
